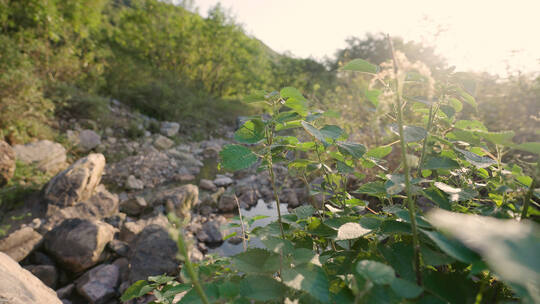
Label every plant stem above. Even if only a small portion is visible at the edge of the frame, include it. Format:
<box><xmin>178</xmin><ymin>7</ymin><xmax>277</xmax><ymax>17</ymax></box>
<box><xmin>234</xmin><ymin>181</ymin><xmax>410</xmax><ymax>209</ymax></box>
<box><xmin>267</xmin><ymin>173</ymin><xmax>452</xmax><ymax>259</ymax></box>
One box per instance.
<box><xmin>387</xmin><ymin>35</ymin><xmax>422</xmax><ymax>285</ymax></box>
<box><xmin>267</xmin><ymin>101</ymin><xmax>285</xmax><ymax>239</ymax></box>
<box><xmin>177</xmin><ymin>229</ymin><xmax>210</xmax><ymax>304</ymax></box>
<box><xmin>417</xmin><ymin>103</ymin><xmax>435</xmax><ymax>176</ymax></box>
<box><xmin>234</xmin><ymin>196</ymin><xmax>247</xmax><ymax>251</ymax></box>
<box><xmin>520</xmin><ymin>162</ymin><xmax>538</xmax><ymax>220</ymax></box>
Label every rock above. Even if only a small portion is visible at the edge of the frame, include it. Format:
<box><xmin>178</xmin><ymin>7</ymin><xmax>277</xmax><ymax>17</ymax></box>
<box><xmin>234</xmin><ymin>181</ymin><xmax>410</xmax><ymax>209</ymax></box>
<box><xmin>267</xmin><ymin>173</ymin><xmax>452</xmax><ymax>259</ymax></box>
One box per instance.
<box><xmin>29</xmin><ymin>251</ymin><xmax>55</xmax><ymax>266</ymax></box>
<box><xmin>218</xmin><ymin>193</ymin><xmax>237</xmax><ymax>213</ymax></box>
<box><xmin>173</xmin><ymin>173</ymin><xmax>195</xmax><ymax>183</ymax></box>
<box><xmin>113</xmin><ymin>257</ymin><xmax>130</xmax><ymax>283</ymax></box>
<box><xmin>199</xmin><ymin>179</ymin><xmax>217</xmax><ymax>192</ymax></box>
<box><xmin>213</xmin><ymin>175</ymin><xmax>234</xmax><ymax>187</ymax></box>
<box><xmin>119</xmin><ymin>215</ymin><xmax>168</xmax><ymax>244</ymax></box>
<box><xmin>108</xmin><ymin>240</ymin><xmax>129</xmax><ymax>257</ymax></box>
<box><xmin>153</xmin><ymin>135</ymin><xmax>174</xmax><ymax>150</ymax></box>
<box><xmin>56</xmin><ymin>283</ymin><xmax>74</xmax><ymax>299</ymax></box>
<box><xmin>281</xmin><ymin>188</ymin><xmax>300</xmax><ymax>208</ymax></box>
<box><xmin>0</xmin><ymin>227</ymin><xmax>43</xmax><ymax>262</ymax></box>
<box><xmin>44</xmin><ymin>219</ymin><xmax>114</xmax><ymax>273</ymax></box>
<box><xmin>129</xmin><ymin>225</ymin><xmax>178</xmax><ymax>282</ymax></box>
<box><xmin>12</xmin><ymin>140</ymin><xmax>67</xmax><ymax>174</ymax></box>
<box><xmin>0</xmin><ymin>252</ymin><xmax>62</xmax><ymax>304</ymax></box>
<box><xmin>125</xmin><ymin>175</ymin><xmax>144</xmax><ymax>190</ymax></box>
<box><xmin>168</xmin><ymin>150</ymin><xmax>203</xmax><ymax>167</ymax></box>
<box><xmin>160</xmin><ymin>122</ymin><xmax>180</xmax><ymax>137</ymax></box>
<box><xmin>0</xmin><ymin>140</ymin><xmax>15</xmax><ymax>186</ymax></box>
<box><xmin>43</xmin><ymin>153</ymin><xmax>106</xmax><ymax>207</ymax></box>
<box><xmin>105</xmin><ymin>148</ymin><xmax>180</xmax><ymax>189</ymax></box>
<box><xmin>24</xmin><ymin>265</ymin><xmax>58</xmax><ymax>289</ymax></box>
<box><xmin>43</xmin><ymin>185</ymin><xmax>119</xmax><ymax>230</ymax></box>
<box><xmin>79</xmin><ymin>130</ymin><xmax>101</xmax><ymax>151</ymax></box>
<box><xmin>120</xmin><ymin>196</ymin><xmax>147</xmax><ymax>216</ymax></box>
<box><xmin>238</xmin><ymin>189</ymin><xmax>259</xmax><ymax>206</ymax></box>
<box><xmin>196</xmin><ymin>221</ymin><xmax>223</xmax><ymax>244</ymax></box>
<box><xmin>202</xmin><ymin>145</ymin><xmax>220</xmax><ymax>159</ymax></box>
<box><xmin>161</xmin><ymin>184</ymin><xmax>199</xmax><ymax>219</ymax></box>
<box><xmin>76</xmin><ymin>264</ymin><xmax>119</xmax><ymax>304</ymax></box>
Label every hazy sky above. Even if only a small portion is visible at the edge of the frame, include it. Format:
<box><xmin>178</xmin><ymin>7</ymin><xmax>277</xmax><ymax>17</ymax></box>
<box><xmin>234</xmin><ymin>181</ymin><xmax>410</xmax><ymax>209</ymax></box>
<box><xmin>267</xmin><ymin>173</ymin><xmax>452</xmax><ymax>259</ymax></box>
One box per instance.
<box><xmin>190</xmin><ymin>0</ymin><xmax>540</xmax><ymax>76</ymax></box>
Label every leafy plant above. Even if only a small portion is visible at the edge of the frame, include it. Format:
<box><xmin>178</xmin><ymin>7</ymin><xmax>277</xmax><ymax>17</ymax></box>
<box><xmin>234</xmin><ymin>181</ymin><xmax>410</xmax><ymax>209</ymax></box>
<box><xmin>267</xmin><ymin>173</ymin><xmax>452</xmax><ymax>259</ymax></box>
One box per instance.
<box><xmin>124</xmin><ymin>41</ymin><xmax>539</xmax><ymax>303</ymax></box>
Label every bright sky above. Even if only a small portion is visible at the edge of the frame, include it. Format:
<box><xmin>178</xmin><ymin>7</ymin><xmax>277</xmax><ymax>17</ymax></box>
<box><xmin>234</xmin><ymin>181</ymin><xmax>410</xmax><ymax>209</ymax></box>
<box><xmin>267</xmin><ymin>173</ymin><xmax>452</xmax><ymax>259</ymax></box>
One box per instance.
<box><xmin>189</xmin><ymin>0</ymin><xmax>540</xmax><ymax>76</ymax></box>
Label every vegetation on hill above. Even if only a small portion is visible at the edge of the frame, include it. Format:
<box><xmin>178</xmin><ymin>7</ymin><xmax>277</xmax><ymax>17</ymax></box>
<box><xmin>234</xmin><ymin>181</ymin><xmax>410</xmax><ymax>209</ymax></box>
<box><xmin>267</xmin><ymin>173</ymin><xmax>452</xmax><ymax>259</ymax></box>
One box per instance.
<box><xmin>2</xmin><ymin>0</ymin><xmax>538</xmax><ymax>144</ymax></box>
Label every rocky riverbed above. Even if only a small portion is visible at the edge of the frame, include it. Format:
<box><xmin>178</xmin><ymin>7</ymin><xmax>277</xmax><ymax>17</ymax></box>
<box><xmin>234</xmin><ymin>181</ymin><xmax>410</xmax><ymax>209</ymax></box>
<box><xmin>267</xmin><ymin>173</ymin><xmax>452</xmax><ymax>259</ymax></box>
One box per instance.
<box><xmin>0</xmin><ymin>100</ymin><xmax>309</xmax><ymax>304</ymax></box>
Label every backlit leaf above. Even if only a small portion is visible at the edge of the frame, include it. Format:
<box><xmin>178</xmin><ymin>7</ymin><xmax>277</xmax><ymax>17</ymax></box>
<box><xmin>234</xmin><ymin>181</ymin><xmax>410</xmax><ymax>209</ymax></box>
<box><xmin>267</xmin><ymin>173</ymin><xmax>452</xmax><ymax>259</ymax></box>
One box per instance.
<box><xmin>220</xmin><ymin>144</ymin><xmax>258</xmax><ymax>171</ymax></box>
<box><xmin>341</xmin><ymin>58</ymin><xmax>378</xmax><ymax>74</ymax></box>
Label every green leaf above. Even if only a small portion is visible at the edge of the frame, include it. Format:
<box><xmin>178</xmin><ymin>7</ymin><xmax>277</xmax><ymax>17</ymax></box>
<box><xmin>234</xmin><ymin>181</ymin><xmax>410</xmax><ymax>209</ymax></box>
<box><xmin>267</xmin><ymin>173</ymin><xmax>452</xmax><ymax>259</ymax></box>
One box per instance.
<box><xmin>434</xmin><ymin>182</ymin><xmax>478</xmax><ymax>202</ymax></box>
<box><xmin>379</xmin><ymin>242</ymin><xmax>415</xmax><ymax>282</ymax></box>
<box><xmin>234</xmin><ymin>119</ymin><xmax>265</xmax><ymax>144</ymax></box>
<box><xmin>356</xmin><ymin>260</ymin><xmax>395</xmax><ymax>284</ymax></box>
<box><xmin>355</xmin><ymin>181</ymin><xmax>386</xmax><ymax>196</ymax></box>
<box><xmin>420</xmin><ymin>229</ymin><xmax>480</xmax><ymax>264</ymax></box>
<box><xmin>219</xmin><ymin>144</ymin><xmax>258</xmax><ymax>171</ymax></box>
<box><xmin>455</xmin><ymin>120</ymin><xmax>487</xmax><ymax>131</ymax></box>
<box><xmin>454</xmin><ymin>148</ymin><xmax>496</xmax><ymax>168</ymax></box>
<box><xmin>336</xmin><ymin>160</ymin><xmax>354</xmax><ymax>173</ymax></box>
<box><xmin>178</xmin><ymin>283</ymin><xmax>220</xmax><ymax>304</ymax></box>
<box><xmin>422</xmin><ymin>188</ymin><xmax>451</xmax><ymax>210</ymax></box>
<box><xmin>390</xmin><ymin>125</ymin><xmax>427</xmax><ymax>142</ymax></box>
<box><xmin>513</xmin><ymin>142</ymin><xmax>540</xmax><ymax>155</ymax></box>
<box><xmin>280</xmin><ymin>87</ymin><xmax>306</xmax><ymax>101</ymax></box>
<box><xmin>427</xmin><ymin>209</ymin><xmax>540</xmax><ymax>303</ymax></box>
<box><xmin>148</xmin><ymin>274</ymin><xmax>175</xmax><ymax>285</ymax></box>
<box><xmin>475</xmin><ymin>130</ymin><xmax>515</xmax><ymax>146</ymax></box>
<box><xmin>301</xmin><ymin>121</ymin><xmax>327</xmax><ymax>144</ymax></box>
<box><xmin>365</xmin><ymin>89</ymin><xmax>380</xmax><ymax>107</ymax></box>
<box><xmin>320</xmin><ymin>125</ymin><xmax>344</xmax><ymax>140</ymax></box>
<box><xmin>120</xmin><ymin>280</ymin><xmax>153</xmax><ymax>301</ymax></box>
<box><xmin>295</xmin><ymin>205</ymin><xmax>316</xmax><ymax>219</ymax></box>
<box><xmin>282</xmin><ymin>264</ymin><xmax>330</xmax><ymax>303</ymax></box>
<box><xmin>341</xmin><ymin>58</ymin><xmax>378</xmax><ymax>74</ymax></box>
<box><xmin>385</xmin><ymin>174</ymin><xmax>406</xmax><ymax>195</ymax></box>
<box><xmin>390</xmin><ymin>278</ymin><xmax>423</xmax><ymax>299</ymax></box>
<box><xmin>261</xmin><ymin>236</ymin><xmax>295</xmax><ymax>255</ymax></box>
<box><xmin>239</xmin><ymin>275</ymin><xmax>287</xmax><ymax>301</ymax></box>
<box><xmin>456</xmin><ymin>86</ymin><xmax>477</xmax><ymax>109</ymax></box>
<box><xmin>337</xmin><ymin>141</ymin><xmax>366</xmax><ymax>159</ymax></box>
<box><xmin>424</xmin><ymin>156</ymin><xmax>460</xmax><ymax>170</ymax></box>
<box><xmin>162</xmin><ymin>284</ymin><xmax>192</xmax><ymax>300</ymax></box>
<box><xmin>336</xmin><ymin>222</ymin><xmax>371</xmax><ymax>240</ymax></box>
<box><xmin>244</xmin><ymin>90</ymin><xmax>267</xmax><ymax>103</ymax></box>
<box><xmin>231</xmin><ymin>248</ymin><xmax>281</xmax><ymax>274</ymax></box>
<box><xmin>365</xmin><ymin>146</ymin><xmax>392</xmax><ymax>159</ymax></box>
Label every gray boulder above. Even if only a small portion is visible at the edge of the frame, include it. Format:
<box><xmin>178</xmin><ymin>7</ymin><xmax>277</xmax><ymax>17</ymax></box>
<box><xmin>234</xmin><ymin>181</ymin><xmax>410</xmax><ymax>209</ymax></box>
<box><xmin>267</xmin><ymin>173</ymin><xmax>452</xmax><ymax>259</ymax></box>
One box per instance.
<box><xmin>214</xmin><ymin>175</ymin><xmax>234</xmax><ymax>187</ymax></box>
<box><xmin>119</xmin><ymin>195</ymin><xmax>147</xmax><ymax>216</ymax></box>
<box><xmin>44</xmin><ymin>185</ymin><xmax>119</xmax><ymax>230</ymax></box>
<box><xmin>76</xmin><ymin>264</ymin><xmax>119</xmax><ymax>304</ymax></box>
<box><xmin>44</xmin><ymin>219</ymin><xmax>114</xmax><ymax>273</ymax></box>
<box><xmin>43</xmin><ymin>153</ymin><xmax>106</xmax><ymax>207</ymax></box>
<box><xmin>160</xmin><ymin>121</ymin><xmax>180</xmax><ymax>137</ymax></box>
<box><xmin>13</xmin><ymin>140</ymin><xmax>67</xmax><ymax>174</ymax></box>
<box><xmin>218</xmin><ymin>193</ymin><xmax>237</xmax><ymax>213</ymax></box>
<box><xmin>199</xmin><ymin>179</ymin><xmax>217</xmax><ymax>192</ymax></box>
<box><xmin>0</xmin><ymin>252</ymin><xmax>62</xmax><ymax>304</ymax></box>
<box><xmin>0</xmin><ymin>227</ymin><xmax>43</xmax><ymax>262</ymax></box>
<box><xmin>160</xmin><ymin>184</ymin><xmax>199</xmax><ymax>219</ymax></box>
<box><xmin>196</xmin><ymin>221</ymin><xmax>223</xmax><ymax>244</ymax></box>
<box><xmin>128</xmin><ymin>224</ymin><xmax>178</xmax><ymax>282</ymax></box>
<box><xmin>0</xmin><ymin>140</ymin><xmax>15</xmax><ymax>186</ymax></box>
<box><xmin>125</xmin><ymin>175</ymin><xmax>144</xmax><ymax>190</ymax></box>
<box><xmin>153</xmin><ymin>135</ymin><xmax>174</xmax><ymax>150</ymax></box>
<box><xmin>24</xmin><ymin>265</ymin><xmax>58</xmax><ymax>289</ymax></box>
<box><xmin>79</xmin><ymin>130</ymin><xmax>101</xmax><ymax>151</ymax></box>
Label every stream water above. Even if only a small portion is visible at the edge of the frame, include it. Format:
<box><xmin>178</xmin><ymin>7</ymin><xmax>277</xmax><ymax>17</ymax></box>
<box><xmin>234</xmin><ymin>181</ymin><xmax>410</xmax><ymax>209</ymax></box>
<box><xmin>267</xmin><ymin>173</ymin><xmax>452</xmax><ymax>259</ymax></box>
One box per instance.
<box><xmin>208</xmin><ymin>199</ymin><xmax>289</xmax><ymax>256</ymax></box>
